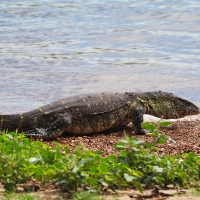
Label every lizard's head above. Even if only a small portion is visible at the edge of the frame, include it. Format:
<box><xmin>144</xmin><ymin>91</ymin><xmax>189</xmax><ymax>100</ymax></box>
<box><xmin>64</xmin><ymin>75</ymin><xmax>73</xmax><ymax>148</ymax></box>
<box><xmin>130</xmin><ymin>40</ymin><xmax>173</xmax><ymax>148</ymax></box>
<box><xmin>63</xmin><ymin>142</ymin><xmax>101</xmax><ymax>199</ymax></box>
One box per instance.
<box><xmin>171</xmin><ymin>95</ymin><xmax>199</xmax><ymax>118</ymax></box>
<box><xmin>143</xmin><ymin>92</ymin><xmax>199</xmax><ymax>119</ymax></box>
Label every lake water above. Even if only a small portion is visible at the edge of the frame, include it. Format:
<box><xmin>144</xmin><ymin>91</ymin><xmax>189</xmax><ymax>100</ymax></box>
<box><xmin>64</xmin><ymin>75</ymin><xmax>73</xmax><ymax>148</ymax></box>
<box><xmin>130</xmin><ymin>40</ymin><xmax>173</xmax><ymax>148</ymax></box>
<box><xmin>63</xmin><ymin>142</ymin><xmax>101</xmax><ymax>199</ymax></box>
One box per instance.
<box><xmin>0</xmin><ymin>0</ymin><xmax>200</xmax><ymax>114</ymax></box>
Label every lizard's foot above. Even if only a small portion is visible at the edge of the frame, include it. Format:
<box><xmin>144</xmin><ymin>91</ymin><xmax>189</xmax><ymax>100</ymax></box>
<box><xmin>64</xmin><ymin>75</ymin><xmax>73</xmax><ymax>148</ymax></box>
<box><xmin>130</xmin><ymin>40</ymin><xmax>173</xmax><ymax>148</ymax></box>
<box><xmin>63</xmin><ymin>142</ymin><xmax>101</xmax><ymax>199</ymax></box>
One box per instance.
<box><xmin>135</xmin><ymin>128</ymin><xmax>151</xmax><ymax>135</ymax></box>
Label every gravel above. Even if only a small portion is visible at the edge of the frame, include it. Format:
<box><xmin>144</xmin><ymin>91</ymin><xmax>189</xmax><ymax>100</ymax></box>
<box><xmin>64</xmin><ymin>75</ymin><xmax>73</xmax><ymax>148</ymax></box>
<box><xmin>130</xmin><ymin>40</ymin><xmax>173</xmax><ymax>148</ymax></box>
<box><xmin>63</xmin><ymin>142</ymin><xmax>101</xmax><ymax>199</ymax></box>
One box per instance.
<box><xmin>43</xmin><ymin>120</ymin><xmax>200</xmax><ymax>156</ymax></box>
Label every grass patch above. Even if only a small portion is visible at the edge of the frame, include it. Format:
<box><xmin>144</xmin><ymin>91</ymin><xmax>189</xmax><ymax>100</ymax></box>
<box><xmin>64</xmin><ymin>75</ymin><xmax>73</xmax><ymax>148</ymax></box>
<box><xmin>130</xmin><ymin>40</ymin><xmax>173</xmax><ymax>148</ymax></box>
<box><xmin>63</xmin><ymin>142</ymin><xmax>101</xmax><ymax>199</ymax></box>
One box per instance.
<box><xmin>0</xmin><ymin>121</ymin><xmax>199</xmax><ymax>196</ymax></box>
<box><xmin>190</xmin><ymin>187</ymin><xmax>200</xmax><ymax>196</ymax></box>
<box><xmin>0</xmin><ymin>193</ymin><xmax>39</xmax><ymax>200</ymax></box>
<box><xmin>72</xmin><ymin>191</ymin><xmax>105</xmax><ymax>200</ymax></box>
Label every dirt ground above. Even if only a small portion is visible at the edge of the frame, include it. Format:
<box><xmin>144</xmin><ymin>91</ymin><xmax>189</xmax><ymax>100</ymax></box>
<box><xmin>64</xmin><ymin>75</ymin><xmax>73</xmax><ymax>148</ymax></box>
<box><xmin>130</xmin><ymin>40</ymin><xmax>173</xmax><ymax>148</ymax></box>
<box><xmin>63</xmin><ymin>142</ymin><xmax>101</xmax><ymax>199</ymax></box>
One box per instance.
<box><xmin>29</xmin><ymin>187</ymin><xmax>200</xmax><ymax>200</ymax></box>
<box><xmin>44</xmin><ymin>117</ymin><xmax>200</xmax><ymax>157</ymax></box>
<box><xmin>1</xmin><ymin>186</ymin><xmax>200</xmax><ymax>200</ymax></box>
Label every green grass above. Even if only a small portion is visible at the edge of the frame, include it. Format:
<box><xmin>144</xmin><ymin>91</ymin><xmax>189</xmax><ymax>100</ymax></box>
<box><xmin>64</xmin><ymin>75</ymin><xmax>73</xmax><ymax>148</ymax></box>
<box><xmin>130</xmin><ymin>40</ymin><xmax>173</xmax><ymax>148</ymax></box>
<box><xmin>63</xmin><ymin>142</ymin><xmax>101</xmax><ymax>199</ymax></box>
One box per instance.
<box><xmin>190</xmin><ymin>187</ymin><xmax>200</xmax><ymax>196</ymax></box>
<box><xmin>0</xmin><ymin>193</ymin><xmax>39</xmax><ymax>200</ymax></box>
<box><xmin>0</xmin><ymin>121</ymin><xmax>199</xmax><ymax>196</ymax></box>
<box><xmin>72</xmin><ymin>191</ymin><xmax>105</xmax><ymax>200</ymax></box>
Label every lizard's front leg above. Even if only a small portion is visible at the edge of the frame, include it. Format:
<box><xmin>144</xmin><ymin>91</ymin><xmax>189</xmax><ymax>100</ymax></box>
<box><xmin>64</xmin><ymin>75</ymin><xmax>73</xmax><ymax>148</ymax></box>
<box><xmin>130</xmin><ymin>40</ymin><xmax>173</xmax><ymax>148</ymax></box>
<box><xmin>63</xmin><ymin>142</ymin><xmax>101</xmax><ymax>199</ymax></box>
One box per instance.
<box><xmin>131</xmin><ymin>103</ymin><xmax>149</xmax><ymax>135</ymax></box>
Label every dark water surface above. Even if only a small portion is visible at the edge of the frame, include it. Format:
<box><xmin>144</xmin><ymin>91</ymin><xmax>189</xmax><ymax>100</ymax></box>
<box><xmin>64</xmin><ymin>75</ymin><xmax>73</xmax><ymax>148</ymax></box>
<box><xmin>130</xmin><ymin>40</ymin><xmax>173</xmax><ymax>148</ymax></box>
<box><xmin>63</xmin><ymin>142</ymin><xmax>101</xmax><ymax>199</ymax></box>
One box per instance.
<box><xmin>0</xmin><ymin>0</ymin><xmax>200</xmax><ymax>114</ymax></box>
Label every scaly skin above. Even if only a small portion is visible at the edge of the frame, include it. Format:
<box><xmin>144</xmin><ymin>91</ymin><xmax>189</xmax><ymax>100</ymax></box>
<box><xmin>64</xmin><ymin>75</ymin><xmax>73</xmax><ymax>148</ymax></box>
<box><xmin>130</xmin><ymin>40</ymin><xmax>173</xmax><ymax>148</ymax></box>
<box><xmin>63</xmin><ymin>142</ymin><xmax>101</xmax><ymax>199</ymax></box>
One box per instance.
<box><xmin>0</xmin><ymin>91</ymin><xmax>199</xmax><ymax>139</ymax></box>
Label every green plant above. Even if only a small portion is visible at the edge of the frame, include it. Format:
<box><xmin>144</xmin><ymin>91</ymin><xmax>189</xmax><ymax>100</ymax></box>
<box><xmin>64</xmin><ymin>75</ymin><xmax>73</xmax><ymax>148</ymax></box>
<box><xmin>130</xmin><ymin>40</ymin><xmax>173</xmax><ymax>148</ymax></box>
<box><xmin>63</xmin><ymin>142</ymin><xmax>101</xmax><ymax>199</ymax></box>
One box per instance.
<box><xmin>142</xmin><ymin>121</ymin><xmax>175</xmax><ymax>146</ymax></box>
<box><xmin>0</xmin><ymin>121</ymin><xmax>199</xmax><ymax>195</ymax></box>
<box><xmin>114</xmin><ymin>121</ymin><xmax>200</xmax><ymax>188</ymax></box>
